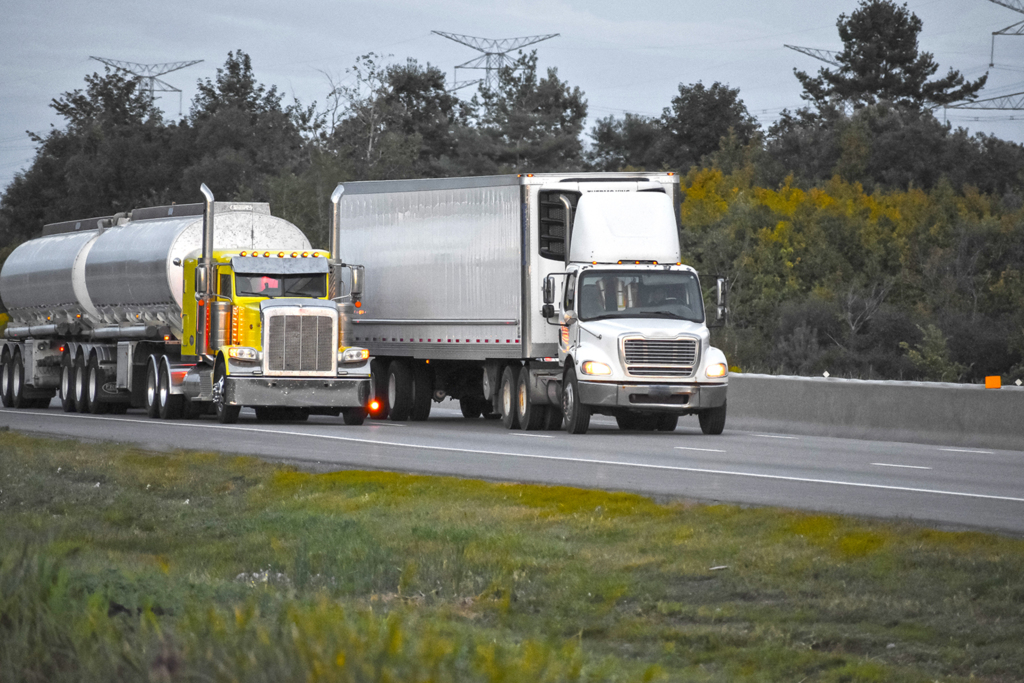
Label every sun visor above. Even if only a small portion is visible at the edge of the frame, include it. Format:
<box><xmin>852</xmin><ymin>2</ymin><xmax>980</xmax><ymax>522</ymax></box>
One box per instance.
<box><xmin>231</xmin><ymin>256</ymin><xmax>330</xmax><ymax>275</ymax></box>
<box><xmin>568</xmin><ymin>192</ymin><xmax>681</xmax><ymax>263</ymax></box>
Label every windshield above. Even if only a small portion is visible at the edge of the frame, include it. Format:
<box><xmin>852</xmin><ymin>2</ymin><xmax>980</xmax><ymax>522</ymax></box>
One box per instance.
<box><xmin>577</xmin><ymin>270</ymin><xmax>704</xmax><ymax>323</ymax></box>
<box><xmin>235</xmin><ymin>273</ymin><xmax>327</xmax><ymax>298</ymax></box>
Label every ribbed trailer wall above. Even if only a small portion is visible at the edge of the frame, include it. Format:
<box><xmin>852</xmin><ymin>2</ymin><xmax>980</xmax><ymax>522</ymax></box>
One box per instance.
<box><xmin>338</xmin><ymin>177</ymin><xmax>524</xmax><ymax>360</ymax></box>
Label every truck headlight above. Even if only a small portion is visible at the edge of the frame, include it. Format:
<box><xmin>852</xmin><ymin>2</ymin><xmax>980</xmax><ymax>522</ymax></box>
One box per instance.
<box><xmin>705</xmin><ymin>363</ymin><xmax>728</xmax><ymax>378</ymax></box>
<box><xmin>228</xmin><ymin>346</ymin><xmax>258</xmax><ymax>361</ymax></box>
<box><xmin>581</xmin><ymin>360</ymin><xmax>612</xmax><ymax>375</ymax></box>
<box><xmin>340</xmin><ymin>347</ymin><xmax>370</xmax><ymax>364</ymax></box>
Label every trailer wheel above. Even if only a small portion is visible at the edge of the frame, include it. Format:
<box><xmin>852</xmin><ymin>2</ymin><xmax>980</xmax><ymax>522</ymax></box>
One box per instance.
<box><xmin>342</xmin><ymin>407</ymin><xmax>367</xmax><ymax>425</ymax></box>
<box><xmin>0</xmin><ymin>349</ymin><xmax>13</xmax><ymax>408</ymax></box>
<box><xmin>656</xmin><ymin>414</ymin><xmax>679</xmax><ymax>432</ymax></box>
<box><xmin>86</xmin><ymin>356</ymin><xmax>108</xmax><ymax>415</ymax></box>
<box><xmin>499</xmin><ymin>364</ymin><xmax>522</xmax><ymax>430</ymax></box>
<box><xmin>157</xmin><ymin>358</ymin><xmax>184</xmax><ymax>420</ymax></box>
<box><xmin>59</xmin><ymin>355</ymin><xmax>76</xmax><ymax>412</ymax></box>
<box><xmin>698</xmin><ymin>401</ymin><xmax>726</xmax><ymax>435</ymax></box>
<box><xmin>10</xmin><ymin>352</ymin><xmax>27</xmax><ymax>409</ymax></box>
<box><xmin>369</xmin><ymin>359</ymin><xmax>389</xmax><ymax>420</ymax></box>
<box><xmin>542</xmin><ymin>405</ymin><xmax>563</xmax><ymax>431</ymax></box>
<box><xmin>459</xmin><ymin>397</ymin><xmax>483</xmax><ymax>418</ymax></box>
<box><xmin>561</xmin><ymin>366</ymin><xmax>590</xmax><ymax>435</ymax></box>
<box><xmin>72</xmin><ymin>354</ymin><xmax>89</xmax><ymax>413</ymax></box>
<box><xmin>410</xmin><ymin>362</ymin><xmax>433</xmax><ymax>421</ymax></box>
<box><xmin>386</xmin><ymin>360</ymin><xmax>414</xmax><ymax>421</ymax></box>
<box><xmin>144</xmin><ymin>357</ymin><xmax>160</xmax><ymax>418</ymax></box>
<box><xmin>213</xmin><ymin>360</ymin><xmax>240</xmax><ymax>424</ymax></box>
<box><xmin>516</xmin><ymin>368</ymin><xmax>545</xmax><ymax>431</ymax></box>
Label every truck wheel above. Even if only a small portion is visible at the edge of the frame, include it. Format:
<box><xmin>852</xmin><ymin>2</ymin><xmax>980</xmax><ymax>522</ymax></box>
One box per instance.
<box><xmin>0</xmin><ymin>350</ymin><xmax>12</xmax><ymax>408</ymax></box>
<box><xmin>499</xmin><ymin>364</ymin><xmax>521</xmax><ymax>430</ymax></box>
<box><xmin>459</xmin><ymin>398</ymin><xmax>482</xmax><ymax>418</ymax></box>
<box><xmin>72</xmin><ymin>355</ymin><xmax>89</xmax><ymax>413</ymax></box>
<box><xmin>369</xmin><ymin>359</ymin><xmax>389</xmax><ymax>420</ymax></box>
<box><xmin>59</xmin><ymin>355</ymin><xmax>76</xmax><ymax>412</ymax></box>
<box><xmin>213</xmin><ymin>361</ymin><xmax>240</xmax><ymax>424</ymax></box>
<box><xmin>157</xmin><ymin>358</ymin><xmax>184</xmax><ymax>420</ymax></box>
<box><xmin>698</xmin><ymin>401</ymin><xmax>727</xmax><ymax>435</ymax></box>
<box><xmin>342</xmin><ymin>407</ymin><xmax>367</xmax><ymax>425</ymax></box>
<box><xmin>144</xmin><ymin>357</ymin><xmax>160</xmax><ymax>418</ymax></box>
<box><xmin>516</xmin><ymin>368</ymin><xmax>545</xmax><ymax>431</ymax></box>
<box><xmin>657</xmin><ymin>414</ymin><xmax>679</xmax><ymax>432</ymax></box>
<box><xmin>10</xmin><ymin>352</ymin><xmax>27</xmax><ymax>409</ymax></box>
<box><xmin>386</xmin><ymin>360</ymin><xmax>414</xmax><ymax>421</ymax></box>
<box><xmin>615</xmin><ymin>414</ymin><xmax>659</xmax><ymax>431</ymax></box>
<box><xmin>86</xmin><ymin>356</ymin><xmax>108</xmax><ymax>415</ymax></box>
<box><xmin>543</xmin><ymin>405</ymin><xmax>563</xmax><ymax>431</ymax></box>
<box><xmin>411</xmin><ymin>363</ymin><xmax>433</xmax><ymax>421</ymax></box>
<box><xmin>561</xmin><ymin>366</ymin><xmax>590</xmax><ymax>435</ymax></box>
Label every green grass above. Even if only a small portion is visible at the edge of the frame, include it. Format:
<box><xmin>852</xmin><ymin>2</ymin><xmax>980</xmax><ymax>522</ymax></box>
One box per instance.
<box><xmin>1</xmin><ymin>430</ymin><xmax>1023</xmax><ymax>682</ymax></box>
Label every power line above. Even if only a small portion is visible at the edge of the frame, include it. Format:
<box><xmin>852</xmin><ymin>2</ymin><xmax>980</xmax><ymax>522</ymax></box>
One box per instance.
<box><xmin>432</xmin><ymin>31</ymin><xmax>559</xmax><ymax>91</ymax></box>
<box><xmin>89</xmin><ymin>57</ymin><xmax>203</xmax><ymax>115</ymax></box>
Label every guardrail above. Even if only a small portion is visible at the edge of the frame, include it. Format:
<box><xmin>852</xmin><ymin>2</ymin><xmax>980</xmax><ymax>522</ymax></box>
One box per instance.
<box><xmin>728</xmin><ymin>374</ymin><xmax>1024</xmax><ymax>451</ymax></box>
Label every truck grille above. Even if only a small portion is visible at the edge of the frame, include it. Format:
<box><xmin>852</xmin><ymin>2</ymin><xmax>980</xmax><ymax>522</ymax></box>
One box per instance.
<box><xmin>623</xmin><ymin>338</ymin><xmax>698</xmax><ymax>377</ymax></box>
<box><xmin>265</xmin><ymin>314</ymin><xmax>335</xmax><ymax>375</ymax></box>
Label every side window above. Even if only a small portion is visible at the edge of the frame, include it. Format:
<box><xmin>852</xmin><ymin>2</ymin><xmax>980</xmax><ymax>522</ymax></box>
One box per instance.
<box><xmin>563</xmin><ymin>273</ymin><xmax>577</xmax><ymax>312</ymax></box>
<box><xmin>538</xmin><ymin>191</ymin><xmax>580</xmax><ymax>261</ymax></box>
<box><xmin>219</xmin><ymin>271</ymin><xmax>232</xmax><ymax>297</ymax></box>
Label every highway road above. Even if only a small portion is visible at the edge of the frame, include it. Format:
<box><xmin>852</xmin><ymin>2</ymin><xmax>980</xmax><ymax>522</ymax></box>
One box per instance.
<box><xmin>3</xmin><ymin>400</ymin><xmax>1023</xmax><ymax>534</ymax></box>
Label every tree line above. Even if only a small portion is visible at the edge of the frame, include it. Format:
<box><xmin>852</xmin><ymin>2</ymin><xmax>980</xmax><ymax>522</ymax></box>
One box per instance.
<box><xmin>1</xmin><ymin>0</ymin><xmax>1022</xmax><ymax>382</ymax></box>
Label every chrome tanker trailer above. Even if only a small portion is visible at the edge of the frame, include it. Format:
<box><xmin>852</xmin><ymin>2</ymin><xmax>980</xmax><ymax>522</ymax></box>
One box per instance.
<box><xmin>0</xmin><ymin>185</ymin><xmax>372</xmax><ymax>424</ymax></box>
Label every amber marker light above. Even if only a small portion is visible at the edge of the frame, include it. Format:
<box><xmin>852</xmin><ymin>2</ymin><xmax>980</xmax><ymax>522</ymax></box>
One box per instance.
<box><xmin>302</xmin><ymin>251</ymin><xmax>308</xmax><ymax>257</ymax></box>
<box><xmin>240</xmin><ymin>251</ymin><xmax>247</xmax><ymax>257</ymax></box>
<box><xmin>354</xmin><ymin>301</ymin><xmax>362</xmax><ymax>308</ymax></box>
<box><xmin>291</xmin><ymin>252</ymin><xmax>298</xmax><ymax>257</ymax></box>
<box><xmin>263</xmin><ymin>251</ymin><xmax>270</xmax><ymax>258</ymax></box>
<box><xmin>312</xmin><ymin>252</ymin><xmax>320</xmax><ymax>257</ymax></box>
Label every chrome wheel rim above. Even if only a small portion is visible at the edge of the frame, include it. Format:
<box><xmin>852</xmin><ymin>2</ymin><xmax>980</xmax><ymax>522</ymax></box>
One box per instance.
<box><xmin>146</xmin><ymin>366</ymin><xmax>157</xmax><ymax>407</ymax></box>
<box><xmin>502</xmin><ymin>380</ymin><xmax>512</xmax><ymax>416</ymax></box>
<box><xmin>159</xmin><ymin>367</ymin><xmax>169</xmax><ymax>407</ymax></box>
<box><xmin>12</xmin><ymin>361</ymin><xmax>21</xmax><ymax>398</ymax></box>
<box><xmin>388</xmin><ymin>373</ymin><xmax>397</xmax><ymax>408</ymax></box>
<box><xmin>60</xmin><ymin>364</ymin><xmax>70</xmax><ymax>399</ymax></box>
<box><xmin>89</xmin><ymin>367</ymin><xmax>98</xmax><ymax>402</ymax></box>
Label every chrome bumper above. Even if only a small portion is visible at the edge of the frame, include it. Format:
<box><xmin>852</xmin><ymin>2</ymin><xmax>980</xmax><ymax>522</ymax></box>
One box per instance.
<box><xmin>578</xmin><ymin>381</ymin><xmax>727</xmax><ymax>412</ymax></box>
<box><xmin>224</xmin><ymin>376</ymin><xmax>371</xmax><ymax>408</ymax></box>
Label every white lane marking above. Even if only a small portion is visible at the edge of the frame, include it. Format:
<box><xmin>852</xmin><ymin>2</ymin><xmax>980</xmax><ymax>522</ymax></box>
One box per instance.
<box><xmin>367</xmin><ymin>422</ymin><xmax>405</xmax><ymax>427</ymax></box>
<box><xmin>755</xmin><ymin>434</ymin><xmax>798</xmax><ymax>440</ymax></box>
<box><xmin>940</xmin><ymin>448</ymin><xmax>993</xmax><ymax>455</ymax></box>
<box><xmin>872</xmin><ymin>463</ymin><xmax>932</xmax><ymax>470</ymax></box>
<box><xmin>675</xmin><ymin>446</ymin><xmax>726</xmax><ymax>453</ymax></box>
<box><xmin>510</xmin><ymin>433</ymin><xmax>555</xmax><ymax>438</ymax></box>
<box><xmin>7</xmin><ymin>410</ymin><xmax>1024</xmax><ymax>504</ymax></box>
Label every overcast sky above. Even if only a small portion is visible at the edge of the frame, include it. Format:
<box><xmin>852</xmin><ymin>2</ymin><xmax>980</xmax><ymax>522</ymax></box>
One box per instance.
<box><xmin>2</xmin><ymin>0</ymin><xmax>1021</xmax><ymax>195</ymax></box>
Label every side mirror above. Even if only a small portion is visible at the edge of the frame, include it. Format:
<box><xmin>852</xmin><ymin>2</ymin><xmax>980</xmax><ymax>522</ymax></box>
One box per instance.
<box><xmin>541</xmin><ymin>304</ymin><xmax>555</xmax><ymax>318</ymax></box>
<box><xmin>350</xmin><ymin>265</ymin><xmax>364</xmax><ymax>300</ymax></box>
<box><xmin>716</xmin><ymin>277</ymin><xmax>729</xmax><ymax>322</ymax></box>
<box><xmin>542</xmin><ymin>275</ymin><xmax>556</xmax><ymax>305</ymax></box>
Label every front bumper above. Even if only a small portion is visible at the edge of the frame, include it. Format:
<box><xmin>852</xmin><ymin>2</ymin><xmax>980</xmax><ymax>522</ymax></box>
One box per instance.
<box><xmin>224</xmin><ymin>376</ymin><xmax>371</xmax><ymax>408</ymax></box>
<box><xmin>578</xmin><ymin>381</ymin><xmax>727</xmax><ymax>412</ymax></box>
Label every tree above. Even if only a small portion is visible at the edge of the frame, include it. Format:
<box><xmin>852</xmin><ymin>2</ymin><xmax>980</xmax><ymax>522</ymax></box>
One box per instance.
<box><xmin>661</xmin><ymin>82</ymin><xmax>759</xmax><ymax>170</ymax></box>
<box><xmin>796</xmin><ymin>0</ymin><xmax>986</xmax><ymax>109</ymax></box>
<box><xmin>587</xmin><ymin>113</ymin><xmax>670</xmax><ymax>171</ymax></box>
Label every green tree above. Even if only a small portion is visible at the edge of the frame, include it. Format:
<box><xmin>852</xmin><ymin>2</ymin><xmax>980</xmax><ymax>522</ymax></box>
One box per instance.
<box><xmin>587</xmin><ymin>113</ymin><xmax>670</xmax><ymax>171</ymax></box>
<box><xmin>796</xmin><ymin>0</ymin><xmax>986</xmax><ymax>109</ymax></box>
<box><xmin>661</xmin><ymin>81</ymin><xmax>759</xmax><ymax>171</ymax></box>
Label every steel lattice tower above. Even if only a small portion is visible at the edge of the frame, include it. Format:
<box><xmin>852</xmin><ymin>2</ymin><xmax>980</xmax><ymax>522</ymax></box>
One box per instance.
<box><xmin>432</xmin><ymin>31</ymin><xmax>559</xmax><ymax>91</ymax></box>
<box><xmin>89</xmin><ymin>57</ymin><xmax>203</xmax><ymax>114</ymax></box>
<box><xmin>987</xmin><ymin>0</ymin><xmax>1024</xmax><ymax>66</ymax></box>
<box><xmin>784</xmin><ymin>45</ymin><xmax>840</xmax><ymax>67</ymax></box>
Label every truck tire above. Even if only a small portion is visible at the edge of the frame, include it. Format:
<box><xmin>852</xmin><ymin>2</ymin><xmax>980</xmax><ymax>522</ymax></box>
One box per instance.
<box><xmin>459</xmin><ymin>397</ymin><xmax>483</xmax><ymax>418</ymax></box>
<box><xmin>561</xmin><ymin>366</ymin><xmax>590</xmax><ymax>435</ymax></box>
<box><xmin>0</xmin><ymin>350</ymin><xmax>13</xmax><ymax>408</ymax></box>
<box><xmin>369</xmin><ymin>359</ymin><xmax>389</xmax><ymax>420</ymax></box>
<box><xmin>85</xmin><ymin>356</ymin><xmax>108</xmax><ymax>415</ymax></box>
<box><xmin>656</xmin><ymin>414</ymin><xmax>679</xmax><ymax>432</ymax></box>
<box><xmin>72</xmin><ymin>355</ymin><xmax>89</xmax><ymax>413</ymax></box>
<box><xmin>342</xmin><ymin>407</ymin><xmax>367</xmax><ymax>425</ymax></box>
<box><xmin>698</xmin><ymin>401</ymin><xmax>726</xmax><ymax>435</ymax></box>
<box><xmin>615</xmin><ymin>414</ymin><xmax>659</xmax><ymax>431</ymax></box>
<box><xmin>144</xmin><ymin>357</ymin><xmax>160</xmax><ymax>418</ymax></box>
<box><xmin>516</xmin><ymin>368</ymin><xmax>545</xmax><ymax>431</ymax></box>
<box><xmin>59</xmin><ymin>355</ymin><xmax>76</xmax><ymax>412</ymax></box>
<box><xmin>386</xmin><ymin>360</ymin><xmax>414</xmax><ymax>421</ymax></box>
<box><xmin>158</xmin><ymin>358</ymin><xmax>184</xmax><ymax>420</ymax></box>
<box><xmin>10</xmin><ymin>352</ymin><xmax>27</xmax><ymax>409</ymax></box>
<box><xmin>411</xmin><ymin>362</ymin><xmax>433</xmax><ymax>421</ymax></box>
<box><xmin>543</xmin><ymin>405</ymin><xmax>563</xmax><ymax>430</ymax></box>
<box><xmin>499</xmin><ymin>364</ymin><xmax>521</xmax><ymax>430</ymax></box>
<box><xmin>214</xmin><ymin>360</ymin><xmax>240</xmax><ymax>424</ymax></box>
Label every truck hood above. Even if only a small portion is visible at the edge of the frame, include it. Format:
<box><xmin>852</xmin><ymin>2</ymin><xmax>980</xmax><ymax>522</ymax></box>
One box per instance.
<box><xmin>578</xmin><ymin>316</ymin><xmax>708</xmax><ymax>340</ymax></box>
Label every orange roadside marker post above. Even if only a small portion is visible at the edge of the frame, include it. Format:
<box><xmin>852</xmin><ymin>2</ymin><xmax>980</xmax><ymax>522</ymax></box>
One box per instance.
<box><xmin>985</xmin><ymin>376</ymin><xmax>1002</xmax><ymax>389</ymax></box>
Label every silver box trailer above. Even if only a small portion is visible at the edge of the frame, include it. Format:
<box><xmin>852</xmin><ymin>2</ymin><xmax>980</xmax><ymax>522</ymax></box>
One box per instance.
<box><xmin>336</xmin><ymin>172</ymin><xmax>728</xmax><ymax>434</ymax></box>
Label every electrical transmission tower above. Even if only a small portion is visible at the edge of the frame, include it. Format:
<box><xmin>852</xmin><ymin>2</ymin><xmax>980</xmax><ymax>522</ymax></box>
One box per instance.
<box><xmin>987</xmin><ymin>0</ymin><xmax>1024</xmax><ymax>66</ymax></box>
<box><xmin>946</xmin><ymin>89</ymin><xmax>1024</xmax><ymax>110</ymax></box>
<box><xmin>432</xmin><ymin>31</ymin><xmax>559</xmax><ymax>91</ymax></box>
<box><xmin>89</xmin><ymin>57</ymin><xmax>203</xmax><ymax>115</ymax></box>
<box><xmin>784</xmin><ymin>45</ymin><xmax>840</xmax><ymax>67</ymax></box>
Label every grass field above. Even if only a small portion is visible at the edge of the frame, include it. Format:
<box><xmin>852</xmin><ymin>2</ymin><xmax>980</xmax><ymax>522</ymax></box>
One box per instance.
<box><xmin>1</xmin><ymin>429</ymin><xmax>1023</xmax><ymax>682</ymax></box>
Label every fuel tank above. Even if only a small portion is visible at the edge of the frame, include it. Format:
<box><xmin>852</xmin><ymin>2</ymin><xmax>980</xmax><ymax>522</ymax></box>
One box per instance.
<box><xmin>0</xmin><ymin>202</ymin><xmax>311</xmax><ymax>337</ymax></box>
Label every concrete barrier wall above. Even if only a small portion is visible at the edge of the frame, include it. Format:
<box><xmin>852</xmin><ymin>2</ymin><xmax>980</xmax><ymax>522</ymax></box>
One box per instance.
<box><xmin>728</xmin><ymin>374</ymin><xmax>1024</xmax><ymax>451</ymax></box>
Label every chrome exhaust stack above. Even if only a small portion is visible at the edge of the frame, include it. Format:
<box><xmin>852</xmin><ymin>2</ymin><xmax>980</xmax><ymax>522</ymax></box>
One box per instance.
<box><xmin>197</xmin><ymin>183</ymin><xmax>215</xmax><ymax>356</ymax></box>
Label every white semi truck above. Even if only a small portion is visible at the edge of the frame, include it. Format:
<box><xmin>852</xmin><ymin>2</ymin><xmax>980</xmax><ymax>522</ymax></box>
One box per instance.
<box><xmin>333</xmin><ymin>172</ymin><xmax>729</xmax><ymax>434</ymax></box>
<box><xmin>0</xmin><ymin>186</ymin><xmax>372</xmax><ymax>423</ymax></box>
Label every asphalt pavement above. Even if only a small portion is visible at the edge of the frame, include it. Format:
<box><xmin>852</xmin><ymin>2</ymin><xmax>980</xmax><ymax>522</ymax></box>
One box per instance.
<box><xmin>3</xmin><ymin>399</ymin><xmax>1023</xmax><ymax>535</ymax></box>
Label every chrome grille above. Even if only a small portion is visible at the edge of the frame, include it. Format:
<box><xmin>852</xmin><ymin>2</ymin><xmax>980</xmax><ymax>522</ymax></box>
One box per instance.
<box><xmin>623</xmin><ymin>338</ymin><xmax>698</xmax><ymax>377</ymax></box>
<box><xmin>265</xmin><ymin>313</ymin><xmax>335</xmax><ymax>375</ymax></box>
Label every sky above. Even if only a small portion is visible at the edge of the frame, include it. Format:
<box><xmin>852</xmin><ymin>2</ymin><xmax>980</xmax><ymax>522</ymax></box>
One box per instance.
<box><xmin>1</xmin><ymin>0</ymin><xmax>1022</xmax><ymax>194</ymax></box>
